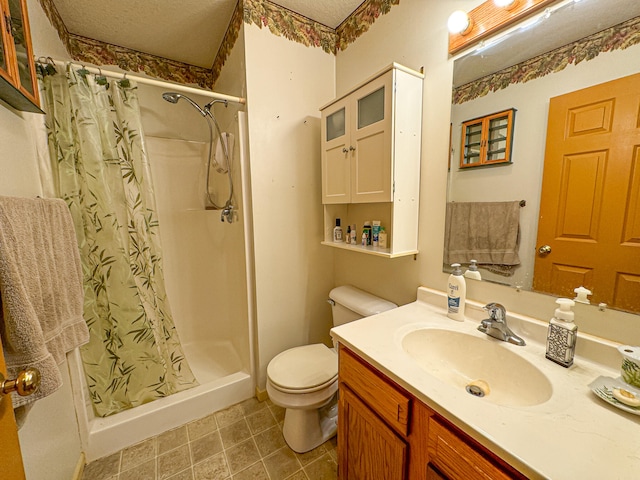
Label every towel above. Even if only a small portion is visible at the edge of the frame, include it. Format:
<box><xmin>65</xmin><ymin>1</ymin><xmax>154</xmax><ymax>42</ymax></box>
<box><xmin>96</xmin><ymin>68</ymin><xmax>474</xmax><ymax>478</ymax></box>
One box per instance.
<box><xmin>213</xmin><ymin>132</ymin><xmax>234</xmax><ymax>173</ymax></box>
<box><xmin>444</xmin><ymin>201</ymin><xmax>521</xmax><ymax>274</ymax></box>
<box><xmin>0</xmin><ymin>196</ymin><xmax>89</xmax><ymax>411</ymax></box>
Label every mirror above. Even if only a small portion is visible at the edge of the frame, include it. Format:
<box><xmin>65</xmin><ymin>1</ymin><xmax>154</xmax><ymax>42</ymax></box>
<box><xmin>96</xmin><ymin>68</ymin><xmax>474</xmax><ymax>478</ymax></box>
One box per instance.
<box><xmin>445</xmin><ymin>0</ymin><xmax>640</xmax><ymax>313</ymax></box>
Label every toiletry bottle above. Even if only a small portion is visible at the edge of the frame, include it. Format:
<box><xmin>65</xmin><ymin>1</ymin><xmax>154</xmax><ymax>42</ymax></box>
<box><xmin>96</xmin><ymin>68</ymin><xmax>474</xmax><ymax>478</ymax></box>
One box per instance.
<box><xmin>378</xmin><ymin>227</ymin><xmax>387</xmax><ymax>249</ymax></box>
<box><xmin>464</xmin><ymin>259</ymin><xmax>482</xmax><ymax>280</ymax></box>
<box><xmin>350</xmin><ymin>224</ymin><xmax>357</xmax><ymax>245</ymax></box>
<box><xmin>346</xmin><ymin>225</ymin><xmax>351</xmax><ymax>244</ymax></box>
<box><xmin>362</xmin><ymin>221</ymin><xmax>372</xmax><ymax>246</ymax></box>
<box><xmin>545</xmin><ymin>298</ymin><xmax>577</xmax><ymax>368</ymax></box>
<box><xmin>447</xmin><ymin>263</ymin><xmax>466</xmax><ymax>321</ymax></box>
<box><xmin>333</xmin><ymin>218</ymin><xmax>343</xmax><ymax>243</ymax></box>
<box><xmin>372</xmin><ymin>220</ymin><xmax>381</xmax><ymax>247</ymax></box>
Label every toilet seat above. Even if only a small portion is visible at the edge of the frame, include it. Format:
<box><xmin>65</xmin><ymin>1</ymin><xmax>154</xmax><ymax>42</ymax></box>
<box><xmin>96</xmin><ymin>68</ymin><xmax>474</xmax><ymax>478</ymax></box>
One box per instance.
<box><xmin>267</xmin><ymin>343</ymin><xmax>338</xmax><ymax>394</ymax></box>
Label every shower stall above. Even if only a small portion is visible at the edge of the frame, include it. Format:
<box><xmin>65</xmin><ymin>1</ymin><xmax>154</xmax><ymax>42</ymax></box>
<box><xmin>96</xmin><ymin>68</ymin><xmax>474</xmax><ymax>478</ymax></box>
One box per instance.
<box><xmin>66</xmin><ymin>83</ymin><xmax>255</xmax><ymax>461</ymax></box>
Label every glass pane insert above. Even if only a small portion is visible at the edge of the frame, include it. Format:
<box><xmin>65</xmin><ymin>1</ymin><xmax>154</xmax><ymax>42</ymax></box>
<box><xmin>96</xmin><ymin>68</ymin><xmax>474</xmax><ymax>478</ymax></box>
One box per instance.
<box><xmin>487</xmin><ymin>116</ymin><xmax>509</xmax><ymax>161</ymax></box>
<box><xmin>358</xmin><ymin>87</ymin><xmax>384</xmax><ymax>129</ymax></box>
<box><xmin>326</xmin><ymin>108</ymin><xmax>345</xmax><ymax>141</ymax></box>
<box><xmin>463</xmin><ymin>122</ymin><xmax>482</xmax><ymax>165</ymax></box>
<box><xmin>8</xmin><ymin>0</ymin><xmax>34</xmax><ymax>95</ymax></box>
<box><xmin>0</xmin><ymin>27</ymin><xmax>6</xmax><ymax>71</ymax></box>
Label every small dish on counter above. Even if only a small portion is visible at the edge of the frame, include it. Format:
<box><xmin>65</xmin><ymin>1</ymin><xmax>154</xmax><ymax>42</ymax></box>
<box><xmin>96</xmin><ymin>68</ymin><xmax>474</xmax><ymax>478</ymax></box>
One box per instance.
<box><xmin>590</xmin><ymin>376</ymin><xmax>640</xmax><ymax>415</ymax></box>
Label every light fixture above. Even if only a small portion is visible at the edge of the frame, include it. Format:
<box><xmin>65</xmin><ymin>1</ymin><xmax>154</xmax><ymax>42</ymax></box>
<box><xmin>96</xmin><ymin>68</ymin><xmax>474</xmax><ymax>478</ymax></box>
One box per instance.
<box><xmin>493</xmin><ymin>0</ymin><xmax>518</xmax><ymax>8</ymax></box>
<box><xmin>447</xmin><ymin>10</ymin><xmax>472</xmax><ymax>35</ymax></box>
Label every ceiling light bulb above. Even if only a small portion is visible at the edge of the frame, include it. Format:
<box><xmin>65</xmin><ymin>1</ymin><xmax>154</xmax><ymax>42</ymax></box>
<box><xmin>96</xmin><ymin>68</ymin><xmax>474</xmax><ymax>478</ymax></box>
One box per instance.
<box><xmin>494</xmin><ymin>0</ymin><xmax>517</xmax><ymax>7</ymax></box>
<box><xmin>448</xmin><ymin>10</ymin><xmax>472</xmax><ymax>35</ymax></box>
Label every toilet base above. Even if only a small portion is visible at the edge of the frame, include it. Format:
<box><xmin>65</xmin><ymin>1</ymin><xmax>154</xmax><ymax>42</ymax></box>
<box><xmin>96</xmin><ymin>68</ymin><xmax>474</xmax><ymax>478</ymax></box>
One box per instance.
<box><xmin>282</xmin><ymin>396</ymin><xmax>338</xmax><ymax>453</ymax></box>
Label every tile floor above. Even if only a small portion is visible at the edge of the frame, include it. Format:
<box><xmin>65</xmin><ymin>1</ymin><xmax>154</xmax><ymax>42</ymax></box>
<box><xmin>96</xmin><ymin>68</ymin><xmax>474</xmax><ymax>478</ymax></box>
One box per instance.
<box><xmin>81</xmin><ymin>397</ymin><xmax>338</xmax><ymax>480</ymax></box>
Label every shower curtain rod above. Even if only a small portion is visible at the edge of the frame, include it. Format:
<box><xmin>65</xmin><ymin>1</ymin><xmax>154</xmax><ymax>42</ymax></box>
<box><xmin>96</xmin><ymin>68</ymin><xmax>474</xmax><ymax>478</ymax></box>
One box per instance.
<box><xmin>43</xmin><ymin>58</ymin><xmax>246</xmax><ymax>105</ymax></box>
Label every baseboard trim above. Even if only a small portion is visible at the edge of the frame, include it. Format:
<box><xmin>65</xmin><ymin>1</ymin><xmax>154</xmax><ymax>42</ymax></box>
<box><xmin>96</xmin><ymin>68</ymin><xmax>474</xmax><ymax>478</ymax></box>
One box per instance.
<box><xmin>255</xmin><ymin>386</ymin><xmax>268</xmax><ymax>402</ymax></box>
<box><xmin>72</xmin><ymin>452</ymin><xmax>85</xmax><ymax>480</ymax></box>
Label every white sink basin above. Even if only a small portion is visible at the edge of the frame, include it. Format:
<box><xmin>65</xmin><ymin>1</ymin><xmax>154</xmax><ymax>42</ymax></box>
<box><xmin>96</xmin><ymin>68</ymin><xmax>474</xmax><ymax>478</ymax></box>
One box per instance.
<box><xmin>401</xmin><ymin>328</ymin><xmax>552</xmax><ymax>407</ymax></box>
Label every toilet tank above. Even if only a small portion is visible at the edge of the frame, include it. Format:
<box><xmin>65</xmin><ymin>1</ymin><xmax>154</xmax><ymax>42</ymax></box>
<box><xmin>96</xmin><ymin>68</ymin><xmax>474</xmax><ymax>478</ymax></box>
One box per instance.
<box><xmin>329</xmin><ymin>285</ymin><xmax>397</xmax><ymax>327</ymax></box>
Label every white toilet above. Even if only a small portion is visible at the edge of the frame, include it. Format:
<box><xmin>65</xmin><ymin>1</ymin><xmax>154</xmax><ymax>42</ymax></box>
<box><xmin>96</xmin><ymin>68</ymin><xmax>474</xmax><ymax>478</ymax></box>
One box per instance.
<box><xmin>266</xmin><ymin>285</ymin><xmax>397</xmax><ymax>453</ymax></box>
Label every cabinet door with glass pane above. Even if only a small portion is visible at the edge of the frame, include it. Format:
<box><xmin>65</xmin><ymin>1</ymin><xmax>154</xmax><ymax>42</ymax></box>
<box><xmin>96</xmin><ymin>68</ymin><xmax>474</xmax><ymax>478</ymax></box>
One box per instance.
<box><xmin>460</xmin><ymin>109</ymin><xmax>515</xmax><ymax>169</ymax></box>
<box><xmin>351</xmin><ymin>71</ymin><xmax>393</xmax><ymax>203</ymax></box>
<box><xmin>0</xmin><ymin>0</ymin><xmax>40</xmax><ymax>112</ymax></box>
<box><xmin>321</xmin><ymin>97</ymin><xmax>351</xmax><ymax>204</ymax></box>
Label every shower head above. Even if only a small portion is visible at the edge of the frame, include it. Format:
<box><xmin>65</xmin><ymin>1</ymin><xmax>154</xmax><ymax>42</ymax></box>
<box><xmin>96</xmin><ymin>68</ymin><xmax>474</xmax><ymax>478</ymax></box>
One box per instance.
<box><xmin>203</xmin><ymin>98</ymin><xmax>229</xmax><ymax>112</ymax></box>
<box><xmin>162</xmin><ymin>92</ymin><xmax>180</xmax><ymax>103</ymax></box>
<box><xmin>162</xmin><ymin>92</ymin><xmax>207</xmax><ymax>117</ymax></box>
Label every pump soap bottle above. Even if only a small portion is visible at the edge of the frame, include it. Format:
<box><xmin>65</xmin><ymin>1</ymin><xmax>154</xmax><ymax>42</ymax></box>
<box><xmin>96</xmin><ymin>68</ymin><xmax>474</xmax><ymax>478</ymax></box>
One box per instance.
<box><xmin>545</xmin><ymin>298</ymin><xmax>577</xmax><ymax>367</ymax></box>
<box><xmin>464</xmin><ymin>259</ymin><xmax>482</xmax><ymax>280</ymax></box>
<box><xmin>447</xmin><ymin>263</ymin><xmax>466</xmax><ymax>321</ymax></box>
<box><xmin>333</xmin><ymin>218</ymin><xmax>343</xmax><ymax>243</ymax></box>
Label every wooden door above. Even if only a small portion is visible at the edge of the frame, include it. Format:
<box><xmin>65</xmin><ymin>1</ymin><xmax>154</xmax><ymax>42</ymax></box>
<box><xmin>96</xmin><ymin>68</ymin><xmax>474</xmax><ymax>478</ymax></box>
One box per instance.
<box><xmin>351</xmin><ymin>72</ymin><xmax>393</xmax><ymax>203</ymax></box>
<box><xmin>0</xmin><ymin>341</ymin><xmax>27</xmax><ymax>480</ymax></box>
<box><xmin>338</xmin><ymin>385</ymin><xmax>408</xmax><ymax>480</ymax></box>
<box><xmin>321</xmin><ymin>98</ymin><xmax>351</xmax><ymax>204</ymax></box>
<box><xmin>534</xmin><ymin>73</ymin><xmax>640</xmax><ymax>312</ymax></box>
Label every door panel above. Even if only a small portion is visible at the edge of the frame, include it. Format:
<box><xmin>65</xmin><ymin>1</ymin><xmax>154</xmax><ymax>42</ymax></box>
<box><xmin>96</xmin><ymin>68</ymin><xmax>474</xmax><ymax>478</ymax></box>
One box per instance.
<box><xmin>339</xmin><ymin>386</ymin><xmax>407</xmax><ymax>480</ymax></box>
<box><xmin>351</xmin><ymin>73</ymin><xmax>393</xmax><ymax>203</ymax></box>
<box><xmin>0</xmin><ymin>341</ymin><xmax>27</xmax><ymax>480</ymax></box>
<box><xmin>534</xmin><ymin>73</ymin><xmax>640</xmax><ymax>312</ymax></box>
<box><xmin>321</xmin><ymin>100</ymin><xmax>351</xmax><ymax>204</ymax></box>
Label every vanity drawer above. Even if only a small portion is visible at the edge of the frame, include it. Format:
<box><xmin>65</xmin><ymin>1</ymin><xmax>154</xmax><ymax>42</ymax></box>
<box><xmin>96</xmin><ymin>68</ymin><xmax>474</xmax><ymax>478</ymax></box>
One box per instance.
<box><xmin>339</xmin><ymin>346</ymin><xmax>411</xmax><ymax>436</ymax></box>
<box><xmin>427</xmin><ymin>416</ymin><xmax>517</xmax><ymax>480</ymax></box>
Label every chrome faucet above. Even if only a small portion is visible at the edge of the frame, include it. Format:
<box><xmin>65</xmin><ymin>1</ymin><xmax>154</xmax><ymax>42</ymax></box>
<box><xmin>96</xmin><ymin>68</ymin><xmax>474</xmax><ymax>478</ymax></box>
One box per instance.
<box><xmin>478</xmin><ymin>303</ymin><xmax>526</xmax><ymax>346</ymax></box>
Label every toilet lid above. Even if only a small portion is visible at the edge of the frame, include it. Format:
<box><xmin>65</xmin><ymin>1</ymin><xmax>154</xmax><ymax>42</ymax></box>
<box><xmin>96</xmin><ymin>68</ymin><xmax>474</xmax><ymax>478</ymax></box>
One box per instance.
<box><xmin>268</xmin><ymin>343</ymin><xmax>338</xmax><ymax>391</ymax></box>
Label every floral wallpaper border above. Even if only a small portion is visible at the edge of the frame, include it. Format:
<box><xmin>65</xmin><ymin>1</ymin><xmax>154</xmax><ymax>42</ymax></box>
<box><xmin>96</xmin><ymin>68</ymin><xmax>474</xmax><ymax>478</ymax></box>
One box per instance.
<box><xmin>336</xmin><ymin>0</ymin><xmax>400</xmax><ymax>51</ymax></box>
<box><xmin>37</xmin><ymin>0</ymin><xmax>398</xmax><ymax>88</ymax></box>
<box><xmin>453</xmin><ymin>16</ymin><xmax>640</xmax><ymax>105</ymax></box>
<box><xmin>243</xmin><ymin>0</ymin><xmax>337</xmax><ymax>54</ymax></box>
<box><xmin>67</xmin><ymin>35</ymin><xmax>215</xmax><ymax>89</ymax></box>
<box><xmin>212</xmin><ymin>1</ymin><xmax>244</xmax><ymax>83</ymax></box>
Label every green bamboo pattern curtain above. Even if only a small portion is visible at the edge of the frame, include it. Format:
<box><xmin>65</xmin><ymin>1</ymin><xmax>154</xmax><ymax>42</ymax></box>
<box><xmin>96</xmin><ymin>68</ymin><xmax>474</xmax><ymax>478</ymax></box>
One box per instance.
<box><xmin>40</xmin><ymin>67</ymin><xmax>197</xmax><ymax>417</ymax></box>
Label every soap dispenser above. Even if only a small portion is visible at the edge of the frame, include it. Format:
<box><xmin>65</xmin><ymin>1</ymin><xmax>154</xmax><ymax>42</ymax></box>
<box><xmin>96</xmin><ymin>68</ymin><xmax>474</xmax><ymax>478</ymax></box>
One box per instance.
<box><xmin>447</xmin><ymin>263</ymin><xmax>466</xmax><ymax>321</ymax></box>
<box><xmin>464</xmin><ymin>259</ymin><xmax>482</xmax><ymax>280</ymax></box>
<box><xmin>545</xmin><ymin>298</ymin><xmax>577</xmax><ymax>367</ymax></box>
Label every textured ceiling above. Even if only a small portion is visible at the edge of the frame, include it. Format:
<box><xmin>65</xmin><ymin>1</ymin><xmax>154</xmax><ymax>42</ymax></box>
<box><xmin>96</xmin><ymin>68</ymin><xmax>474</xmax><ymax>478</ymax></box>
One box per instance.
<box><xmin>52</xmin><ymin>0</ymin><xmax>365</xmax><ymax>68</ymax></box>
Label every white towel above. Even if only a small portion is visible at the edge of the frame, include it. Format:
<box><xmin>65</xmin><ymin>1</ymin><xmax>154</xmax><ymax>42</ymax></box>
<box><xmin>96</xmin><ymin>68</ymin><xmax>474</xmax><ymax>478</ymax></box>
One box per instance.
<box><xmin>213</xmin><ymin>132</ymin><xmax>234</xmax><ymax>173</ymax></box>
<box><xmin>0</xmin><ymin>196</ymin><xmax>89</xmax><ymax>409</ymax></box>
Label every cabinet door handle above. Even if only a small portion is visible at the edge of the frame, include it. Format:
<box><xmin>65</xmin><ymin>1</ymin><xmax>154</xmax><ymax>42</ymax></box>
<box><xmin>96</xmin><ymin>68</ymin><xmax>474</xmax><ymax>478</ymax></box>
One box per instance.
<box><xmin>349</xmin><ymin>146</ymin><xmax>356</xmax><ymax>151</ymax></box>
<box><xmin>342</xmin><ymin>147</ymin><xmax>349</xmax><ymax>154</ymax></box>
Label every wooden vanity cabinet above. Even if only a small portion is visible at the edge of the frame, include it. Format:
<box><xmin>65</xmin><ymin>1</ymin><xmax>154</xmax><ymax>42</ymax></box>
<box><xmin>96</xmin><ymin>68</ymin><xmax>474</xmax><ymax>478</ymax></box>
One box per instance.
<box><xmin>0</xmin><ymin>0</ymin><xmax>40</xmax><ymax>112</ymax></box>
<box><xmin>337</xmin><ymin>345</ymin><xmax>526</xmax><ymax>480</ymax></box>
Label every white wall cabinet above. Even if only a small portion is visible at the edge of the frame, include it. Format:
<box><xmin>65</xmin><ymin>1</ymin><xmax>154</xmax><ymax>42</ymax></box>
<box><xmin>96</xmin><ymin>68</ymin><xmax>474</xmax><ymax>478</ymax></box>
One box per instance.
<box><xmin>320</xmin><ymin>63</ymin><xmax>423</xmax><ymax>258</ymax></box>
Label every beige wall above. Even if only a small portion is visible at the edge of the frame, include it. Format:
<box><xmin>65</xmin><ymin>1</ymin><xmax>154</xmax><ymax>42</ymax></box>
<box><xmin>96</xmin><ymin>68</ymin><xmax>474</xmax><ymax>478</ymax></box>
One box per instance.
<box><xmin>334</xmin><ymin>0</ymin><xmax>640</xmax><ymax>345</ymax></box>
<box><xmin>243</xmin><ymin>24</ymin><xmax>336</xmax><ymax>388</ymax></box>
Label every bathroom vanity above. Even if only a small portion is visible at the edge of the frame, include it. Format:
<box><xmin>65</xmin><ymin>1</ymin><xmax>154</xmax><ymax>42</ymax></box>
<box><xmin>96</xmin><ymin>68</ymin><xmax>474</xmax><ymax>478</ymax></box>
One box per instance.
<box><xmin>338</xmin><ymin>345</ymin><xmax>524</xmax><ymax>479</ymax></box>
<box><xmin>331</xmin><ymin>287</ymin><xmax>640</xmax><ymax>479</ymax></box>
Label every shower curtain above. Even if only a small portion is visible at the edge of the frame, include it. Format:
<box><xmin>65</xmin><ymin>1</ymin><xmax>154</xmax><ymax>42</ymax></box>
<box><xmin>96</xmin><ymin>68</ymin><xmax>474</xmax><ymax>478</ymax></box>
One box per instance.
<box><xmin>39</xmin><ymin>67</ymin><xmax>197</xmax><ymax>417</ymax></box>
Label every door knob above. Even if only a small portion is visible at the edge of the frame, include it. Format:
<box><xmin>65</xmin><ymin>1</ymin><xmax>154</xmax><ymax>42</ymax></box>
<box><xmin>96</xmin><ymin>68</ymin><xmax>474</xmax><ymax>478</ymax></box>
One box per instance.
<box><xmin>342</xmin><ymin>147</ymin><xmax>349</xmax><ymax>154</ymax></box>
<box><xmin>538</xmin><ymin>245</ymin><xmax>552</xmax><ymax>255</ymax></box>
<box><xmin>1</xmin><ymin>368</ymin><xmax>41</xmax><ymax>397</ymax></box>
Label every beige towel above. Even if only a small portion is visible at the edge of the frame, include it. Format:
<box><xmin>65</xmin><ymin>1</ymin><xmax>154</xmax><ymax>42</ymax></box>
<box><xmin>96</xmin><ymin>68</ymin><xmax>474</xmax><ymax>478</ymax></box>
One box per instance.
<box><xmin>444</xmin><ymin>201</ymin><xmax>521</xmax><ymax>273</ymax></box>
<box><xmin>0</xmin><ymin>196</ymin><xmax>89</xmax><ymax>409</ymax></box>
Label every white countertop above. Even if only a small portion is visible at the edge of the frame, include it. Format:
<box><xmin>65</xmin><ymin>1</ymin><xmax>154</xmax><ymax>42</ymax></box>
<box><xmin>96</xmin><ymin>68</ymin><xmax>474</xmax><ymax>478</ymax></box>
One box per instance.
<box><xmin>330</xmin><ymin>287</ymin><xmax>640</xmax><ymax>480</ymax></box>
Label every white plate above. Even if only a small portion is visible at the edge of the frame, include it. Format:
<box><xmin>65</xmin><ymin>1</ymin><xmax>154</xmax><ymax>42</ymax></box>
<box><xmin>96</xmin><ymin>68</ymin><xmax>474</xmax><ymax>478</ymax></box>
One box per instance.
<box><xmin>589</xmin><ymin>375</ymin><xmax>640</xmax><ymax>415</ymax></box>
